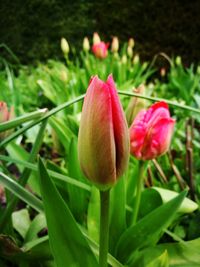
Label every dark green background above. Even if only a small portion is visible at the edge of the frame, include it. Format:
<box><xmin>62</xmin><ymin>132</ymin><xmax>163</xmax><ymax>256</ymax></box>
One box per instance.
<box><xmin>0</xmin><ymin>0</ymin><xmax>200</xmax><ymax>64</ymax></box>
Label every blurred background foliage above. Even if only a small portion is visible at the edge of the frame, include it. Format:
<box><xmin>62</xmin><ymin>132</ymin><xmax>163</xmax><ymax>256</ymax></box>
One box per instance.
<box><xmin>0</xmin><ymin>0</ymin><xmax>200</xmax><ymax>65</ymax></box>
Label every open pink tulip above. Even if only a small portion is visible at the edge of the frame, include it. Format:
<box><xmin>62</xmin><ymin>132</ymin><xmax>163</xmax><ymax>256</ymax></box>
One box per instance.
<box><xmin>92</xmin><ymin>42</ymin><xmax>109</xmax><ymax>59</ymax></box>
<box><xmin>130</xmin><ymin>102</ymin><xmax>175</xmax><ymax>160</ymax></box>
<box><xmin>78</xmin><ymin>75</ymin><xmax>129</xmax><ymax>190</ymax></box>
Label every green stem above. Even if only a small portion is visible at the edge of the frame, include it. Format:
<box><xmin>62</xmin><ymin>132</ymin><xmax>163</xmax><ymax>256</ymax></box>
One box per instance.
<box><xmin>132</xmin><ymin>161</ymin><xmax>147</xmax><ymax>225</ymax></box>
<box><xmin>99</xmin><ymin>189</ymin><xmax>110</xmax><ymax>267</ymax></box>
<box><xmin>118</xmin><ymin>91</ymin><xmax>200</xmax><ymax>115</ymax></box>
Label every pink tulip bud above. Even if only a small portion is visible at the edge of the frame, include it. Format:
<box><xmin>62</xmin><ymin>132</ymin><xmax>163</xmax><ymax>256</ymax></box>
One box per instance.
<box><xmin>130</xmin><ymin>102</ymin><xmax>175</xmax><ymax>160</ymax></box>
<box><xmin>78</xmin><ymin>75</ymin><xmax>129</xmax><ymax>190</ymax></box>
<box><xmin>0</xmin><ymin>102</ymin><xmax>14</xmax><ymax>140</ymax></box>
<box><xmin>92</xmin><ymin>42</ymin><xmax>109</xmax><ymax>59</ymax></box>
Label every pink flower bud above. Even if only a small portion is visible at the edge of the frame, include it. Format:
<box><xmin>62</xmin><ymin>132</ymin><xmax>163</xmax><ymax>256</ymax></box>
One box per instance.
<box><xmin>92</xmin><ymin>42</ymin><xmax>109</xmax><ymax>59</ymax></box>
<box><xmin>78</xmin><ymin>75</ymin><xmax>129</xmax><ymax>190</ymax></box>
<box><xmin>130</xmin><ymin>102</ymin><xmax>175</xmax><ymax>160</ymax></box>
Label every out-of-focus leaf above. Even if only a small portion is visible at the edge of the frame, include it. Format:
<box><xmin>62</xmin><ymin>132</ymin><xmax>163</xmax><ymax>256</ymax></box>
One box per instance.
<box><xmin>12</xmin><ymin>209</ymin><xmax>31</xmax><ymax>238</ymax></box>
<box><xmin>24</xmin><ymin>213</ymin><xmax>46</xmax><ymax>243</ymax></box>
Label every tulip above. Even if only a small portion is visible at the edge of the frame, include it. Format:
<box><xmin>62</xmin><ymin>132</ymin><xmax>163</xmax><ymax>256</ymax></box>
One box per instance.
<box><xmin>111</xmin><ymin>37</ymin><xmax>119</xmax><ymax>53</ymax></box>
<box><xmin>133</xmin><ymin>54</ymin><xmax>139</xmax><ymax>64</ymax></box>
<box><xmin>121</xmin><ymin>55</ymin><xmax>127</xmax><ymax>64</ymax></box>
<box><xmin>92</xmin><ymin>42</ymin><xmax>109</xmax><ymax>59</ymax></box>
<box><xmin>83</xmin><ymin>37</ymin><xmax>90</xmax><ymax>52</ymax></box>
<box><xmin>127</xmin><ymin>46</ymin><xmax>133</xmax><ymax>58</ymax></box>
<box><xmin>61</xmin><ymin>38</ymin><xmax>69</xmax><ymax>55</ymax></box>
<box><xmin>93</xmin><ymin>32</ymin><xmax>101</xmax><ymax>44</ymax></box>
<box><xmin>128</xmin><ymin>38</ymin><xmax>135</xmax><ymax>48</ymax></box>
<box><xmin>0</xmin><ymin>102</ymin><xmax>14</xmax><ymax>140</ymax></box>
<box><xmin>130</xmin><ymin>102</ymin><xmax>175</xmax><ymax>160</ymax></box>
<box><xmin>78</xmin><ymin>75</ymin><xmax>129</xmax><ymax>190</ymax></box>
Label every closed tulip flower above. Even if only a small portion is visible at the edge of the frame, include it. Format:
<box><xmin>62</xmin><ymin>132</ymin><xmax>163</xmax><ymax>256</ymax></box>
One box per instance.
<box><xmin>78</xmin><ymin>75</ymin><xmax>129</xmax><ymax>190</ymax></box>
<box><xmin>92</xmin><ymin>42</ymin><xmax>109</xmax><ymax>59</ymax></box>
<box><xmin>130</xmin><ymin>102</ymin><xmax>175</xmax><ymax>160</ymax></box>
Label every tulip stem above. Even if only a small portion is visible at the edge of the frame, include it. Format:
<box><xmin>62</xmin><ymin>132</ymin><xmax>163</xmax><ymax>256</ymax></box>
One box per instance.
<box><xmin>132</xmin><ymin>161</ymin><xmax>148</xmax><ymax>225</ymax></box>
<box><xmin>99</xmin><ymin>189</ymin><xmax>110</xmax><ymax>267</ymax></box>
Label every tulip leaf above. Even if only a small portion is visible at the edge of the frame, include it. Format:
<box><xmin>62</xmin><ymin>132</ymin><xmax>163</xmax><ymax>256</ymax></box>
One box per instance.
<box><xmin>38</xmin><ymin>158</ymin><xmax>98</xmax><ymax>267</ymax></box>
<box><xmin>152</xmin><ymin>187</ymin><xmax>198</xmax><ymax>213</ymax></box>
<box><xmin>130</xmin><ymin>238</ymin><xmax>200</xmax><ymax>267</ymax></box>
<box><xmin>67</xmin><ymin>138</ymin><xmax>90</xmax><ymax>222</ymax></box>
<box><xmin>116</xmin><ymin>190</ymin><xmax>187</xmax><ymax>263</ymax></box>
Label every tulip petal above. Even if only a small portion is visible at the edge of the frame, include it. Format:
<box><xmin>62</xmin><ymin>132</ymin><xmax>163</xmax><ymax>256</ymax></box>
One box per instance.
<box><xmin>106</xmin><ymin>75</ymin><xmax>130</xmax><ymax>178</ymax></box>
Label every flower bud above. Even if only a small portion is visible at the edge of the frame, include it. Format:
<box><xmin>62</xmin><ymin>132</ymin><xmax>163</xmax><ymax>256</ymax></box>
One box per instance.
<box><xmin>111</xmin><ymin>37</ymin><xmax>119</xmax><ymax>53</ymax></box>
<box><xmin>127</xmin><ymin>46</ymin><xmax>133</xmax><ymax>58</ymax></box>
<box><xmin>93</xmin><ymin>32</ymin><xmax>101</xmax><ymax>44</ymax></box>
<box><xmin>78</xmin><ymin>75</ymin><xmax>130</xmax><ymax>190</ymax></box>
<box><xmin>133</xmin><ymin>54</ymin><xmax>140</xmax><ymax>64</ymax></box>
<box><xmin>160</xmin><ymin>67</ymin><xmax>166</xmax><ymax>77</ymax></box>
<box><xmin>130</xmin><ymin>102</ymin><xmax>175</xmax><ymax>160</ymax></box>
<box><xmin>128</xmin><ymin>38</ymin><xmax>135</xmax><ymax>48</ymax></box>
<box><xmin>92</xmin><ymin>42</ymin><xmax>109</xmax><ymax>59</ymax></box>
<box><xmin>83</xmin><ymin>37</ymin><xmax>90</xmax><ymax>52</ymax></box>
<box><xmin>175</xmin><ymin>56</ymin><xmax>182</xmax><ymax>66</ymax></box>
<box><xmin>0</xmin><ymin>102</ymin><xmax>14</xmax><ymax>140</ymax></box>
<box><xmin>61</xmin><ymin>38</ymin><xmax>69</xmax><ymax>54</ymax></box>
<box><xmin>121</xmin><ymin>55</ymin><xmax>127</xmax><ymax>64</ymax></box>
<box><xmin>126</xmin><ymin>84</ymin><xmax>146</xmax><ymax>126</ymax></box>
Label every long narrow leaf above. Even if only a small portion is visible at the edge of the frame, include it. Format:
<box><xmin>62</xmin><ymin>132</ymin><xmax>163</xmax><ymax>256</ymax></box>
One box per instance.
<box><xmin>38</xmin><ymin>158</ymin><xmax>98</xmax><ymax>267</ymax></box>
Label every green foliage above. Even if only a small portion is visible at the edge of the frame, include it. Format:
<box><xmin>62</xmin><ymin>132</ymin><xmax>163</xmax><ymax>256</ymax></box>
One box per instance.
<box><xmin>0</xmin><ymin>41</ymin><xmax>200</xmax><ymax>266</ymax></box>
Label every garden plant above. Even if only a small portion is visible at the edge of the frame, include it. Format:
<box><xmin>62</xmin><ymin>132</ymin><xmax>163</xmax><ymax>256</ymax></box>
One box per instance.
<box><xmin>0</xmin><ymin>33</ymin><xmax>200</xmax><ymax>267</ymax></box>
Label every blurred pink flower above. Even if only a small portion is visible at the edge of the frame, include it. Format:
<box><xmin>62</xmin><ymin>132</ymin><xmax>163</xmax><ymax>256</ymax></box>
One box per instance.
<box><xmin>130</xmin><ymin>102</ymin><xmax>175</xmax><ymax>160</ymax></box>
<box><xmin>92</xmin><ymin>42</ymin><xmax>109</xmax><ymax>59</ymax></box>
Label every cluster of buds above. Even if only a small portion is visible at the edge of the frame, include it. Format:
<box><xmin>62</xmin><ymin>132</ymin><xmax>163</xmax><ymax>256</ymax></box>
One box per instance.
<box><xmin>0</xmin><ymin>102</ymin><xmax>14</xmax><ymax>140</ymax></box>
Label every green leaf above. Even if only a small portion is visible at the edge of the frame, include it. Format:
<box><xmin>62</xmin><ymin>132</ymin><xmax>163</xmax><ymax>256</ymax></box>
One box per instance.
<box><xmin>6</xmin><ymin>142</ymin><xmax>40</xmax><ymax>195</ymax></box>
<box><xmin>116</xmin><ymin>191</ymin><xmax>187</xmax><ymax>263</ymax></box>
<box><xmin>0</xmin><ymin>109</ymin><xmax>47</xmax><ymax>133</ymax></box>
<box><xmin>152</xmin><ymin>187</ymin><xmax>198</xmax><ymax>213</ymax></box>
<box><xmin>132</xmin><ymin>238</ymin><xmax>200</xmax><ymax>267</ymax></box>
<box><xmin>67</xmin><ymin>138</ymin><xmax>89</xmax><ymax>222</ymax></box>
<box><xmin>146</xmin><ymin>250</ymin><xmax>169</xmax><ymax>267</ymax></box>
<box><xmin>38</xmin><ymin>158</ymin><xmax>98</xmax><ymax>267</ymax></box>
<box><xmin>24</xmin><ymin>213</ymin><xmax>46</xmax><ymax>243</ymax></box>
<box><xmin>0</xmin><ymin>171</ymin><xmax>43</xmax><ymax>213</ymax></box>
<box><xmin>12</xmin><ymin>209</ymin><xmax>31</xmax><ymax>238</ymax></box>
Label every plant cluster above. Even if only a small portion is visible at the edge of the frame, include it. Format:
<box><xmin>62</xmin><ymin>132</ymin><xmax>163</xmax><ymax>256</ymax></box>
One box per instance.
<box><xmin>0</xmin><ymin>33</ymin><xmax>200</xmax><ymax>267</ymax></box>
